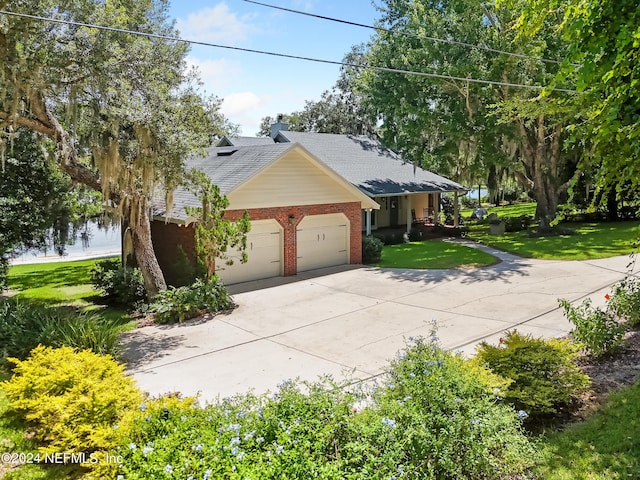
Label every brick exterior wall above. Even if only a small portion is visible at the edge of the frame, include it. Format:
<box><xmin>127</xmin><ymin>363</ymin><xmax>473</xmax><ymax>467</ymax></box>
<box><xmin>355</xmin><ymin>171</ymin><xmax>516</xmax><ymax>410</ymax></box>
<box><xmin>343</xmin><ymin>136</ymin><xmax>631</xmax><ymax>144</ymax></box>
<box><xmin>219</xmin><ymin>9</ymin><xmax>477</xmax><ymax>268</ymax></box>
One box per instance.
<box><xmin>152</xmin><ymin>201</ymin><xmax>362</xmax><ymax>285</ymax></box>
<box><xmin>224</xmin><ymin>201</ymin><xmax>362</xmax><ymax>276</ymax></box>
<box><xmin>151</xmin><ymin>221</ymin><xmax>197</xmax><ymax>286</ymax></box>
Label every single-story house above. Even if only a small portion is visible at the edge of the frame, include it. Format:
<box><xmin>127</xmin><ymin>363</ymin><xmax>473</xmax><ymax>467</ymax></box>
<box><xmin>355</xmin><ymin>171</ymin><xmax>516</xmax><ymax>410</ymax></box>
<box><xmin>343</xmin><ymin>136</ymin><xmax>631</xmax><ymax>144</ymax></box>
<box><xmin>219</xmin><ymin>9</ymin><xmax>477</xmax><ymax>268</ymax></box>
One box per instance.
<box><xmin>151</xmin><ymin>121</ymin><xmax>465</xmax><ymax>285</ymax></box>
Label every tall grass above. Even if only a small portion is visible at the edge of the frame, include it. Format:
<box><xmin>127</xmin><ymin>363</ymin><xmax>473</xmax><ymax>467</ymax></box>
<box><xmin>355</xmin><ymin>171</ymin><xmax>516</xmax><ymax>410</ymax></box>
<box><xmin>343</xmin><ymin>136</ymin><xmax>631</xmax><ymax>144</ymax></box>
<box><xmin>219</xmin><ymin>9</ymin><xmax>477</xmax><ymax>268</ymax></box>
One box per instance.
<box><xmin>0</xmin><ymin>298</ymin><xmax>123</xmax><ymax>363</ymax></box>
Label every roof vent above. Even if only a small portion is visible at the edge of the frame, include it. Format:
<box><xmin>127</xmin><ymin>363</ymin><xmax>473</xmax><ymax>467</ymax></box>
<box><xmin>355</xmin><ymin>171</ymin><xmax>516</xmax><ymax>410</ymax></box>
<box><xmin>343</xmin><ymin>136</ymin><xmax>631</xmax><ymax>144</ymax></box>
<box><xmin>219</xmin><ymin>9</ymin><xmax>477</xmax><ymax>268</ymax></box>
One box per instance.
<box><xmin>216</xmin><ymin>148</ymin><xmax>238</xmax><ymax>157</ymax></box>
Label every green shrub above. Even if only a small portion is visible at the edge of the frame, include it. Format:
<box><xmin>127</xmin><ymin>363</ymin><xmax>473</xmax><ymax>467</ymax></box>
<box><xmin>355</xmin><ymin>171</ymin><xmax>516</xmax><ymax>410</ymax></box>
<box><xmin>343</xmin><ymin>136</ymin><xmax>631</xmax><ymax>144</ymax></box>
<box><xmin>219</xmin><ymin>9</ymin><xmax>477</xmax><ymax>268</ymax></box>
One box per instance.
<box><xmin>362</xmin><ymin>235</ymin><xmax>384</xmax><ymax>263</ymax></box>
<box><xmin>2</xmin><ymin>346</ymin><xmax>143</xmax><ymax>470</ymax></box>
<box><xmin>116</xmin><ymin>335</ymin><xmax>537</xmax><ymax>479</ymax></box>
<box><xmin>150</xmin><ymin>275</ymin><xmax>235</xmax><ymax>324</ymax></box>
<box><xmin>91</xmin><ymin>258</ymin><xmax>146</xmax><ymax>309</ymax></box>
<box><xmin>608</xmin><ymin>277</ymin><xmax>640</xmax><ymax>326</ymax></box>
<box><xmin>560</xmin><ymin>298</ymin><xmax>626</xmax><ymax>356</ymax></box>
<box><xmin>0</xmin><ymin>298</ymin><xmax>123</xmax><ymax>362</ymax></box>
<box><xmin>460</xmin><ymin>195</ymin><xmax>477</xmax><ymax>209</ymax></box>
<box><xmin>0</xmin><ymin>254</ymin><xmax>8</xmax><ymax>290</ymax></box>
<box><xmin>0</xmin><ymin>299</ymin><xmax>47</xmax><ymax>361</ymax></box>
<box><xmin>475</xmin><ymin>330</ymin><xmax>591</xmax><ymax>420</ymax></box>
<box><xmin>502</xmin><ymin>215</ymin><xmax>533</xmax><ymax>232</ymax></box>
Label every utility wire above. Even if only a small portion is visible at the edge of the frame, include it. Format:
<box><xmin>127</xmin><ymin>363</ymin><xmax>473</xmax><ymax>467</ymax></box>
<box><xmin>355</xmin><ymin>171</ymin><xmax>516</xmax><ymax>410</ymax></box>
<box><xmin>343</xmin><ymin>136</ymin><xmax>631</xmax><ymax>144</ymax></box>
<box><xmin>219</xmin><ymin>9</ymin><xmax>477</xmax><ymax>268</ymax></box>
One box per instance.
<box><xmin>0</xmin><ymin>9</ymin><xmax>575</xmax><ymax>93</ymax></box>
<box><xmin>244</xmin><ymin>0</ymin><xmax>579</xmax><ymax>67</ymax></box>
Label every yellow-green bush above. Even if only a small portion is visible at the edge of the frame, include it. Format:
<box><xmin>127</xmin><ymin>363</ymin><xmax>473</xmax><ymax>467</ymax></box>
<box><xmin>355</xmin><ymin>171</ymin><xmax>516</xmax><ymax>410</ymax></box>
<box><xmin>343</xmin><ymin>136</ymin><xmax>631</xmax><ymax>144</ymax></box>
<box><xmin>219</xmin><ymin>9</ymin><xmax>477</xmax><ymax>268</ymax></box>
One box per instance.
<box><xmin>1</xmin><ymin>345</ymin><xmax>143</xmax><ymax>470</ymax></box>
<box><xmin>475</xmin><ymin>331</ymin><xmax>590</xmax><ymax>421</ymax></box>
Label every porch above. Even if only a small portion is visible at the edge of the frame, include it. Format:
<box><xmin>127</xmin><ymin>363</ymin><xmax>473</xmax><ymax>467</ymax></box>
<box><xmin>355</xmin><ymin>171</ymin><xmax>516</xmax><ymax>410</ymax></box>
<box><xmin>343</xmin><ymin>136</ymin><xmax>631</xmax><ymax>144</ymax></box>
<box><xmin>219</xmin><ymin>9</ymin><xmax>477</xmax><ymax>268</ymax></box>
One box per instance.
<box><xmin>370</xmin><ymin>222</ymin><xmax>467</xmax><ymax>245</ymax></box>
<box><xmin>362</xmin><ymin>192</ymin><xmax>441</xmax><ymax>236</ymax></box>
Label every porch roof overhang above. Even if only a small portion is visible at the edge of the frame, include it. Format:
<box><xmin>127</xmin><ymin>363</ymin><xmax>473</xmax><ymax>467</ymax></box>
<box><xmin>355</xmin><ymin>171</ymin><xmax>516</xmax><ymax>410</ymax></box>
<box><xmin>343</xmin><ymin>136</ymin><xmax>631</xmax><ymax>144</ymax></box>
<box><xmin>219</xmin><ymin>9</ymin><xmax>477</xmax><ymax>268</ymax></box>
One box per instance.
<box><xmin>356</xmin><ymin>180</ymin><xmax>468</xmax><ymax>197</ymax></box>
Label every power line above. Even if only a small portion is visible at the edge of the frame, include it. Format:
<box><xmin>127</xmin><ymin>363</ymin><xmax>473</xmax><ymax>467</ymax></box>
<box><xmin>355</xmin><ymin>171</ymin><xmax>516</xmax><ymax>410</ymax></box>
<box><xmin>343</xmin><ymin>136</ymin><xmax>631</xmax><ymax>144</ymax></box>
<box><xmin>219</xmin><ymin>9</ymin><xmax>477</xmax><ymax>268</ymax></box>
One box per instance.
<box><xmin>0</xmin><ymin>9</ymin><xmax>575</xmax><ymax>93</ymax></box>
<box><xmin>244</xmin><ymin>0</ymin><xmax>579</xmax><ymax>67</ymax></box>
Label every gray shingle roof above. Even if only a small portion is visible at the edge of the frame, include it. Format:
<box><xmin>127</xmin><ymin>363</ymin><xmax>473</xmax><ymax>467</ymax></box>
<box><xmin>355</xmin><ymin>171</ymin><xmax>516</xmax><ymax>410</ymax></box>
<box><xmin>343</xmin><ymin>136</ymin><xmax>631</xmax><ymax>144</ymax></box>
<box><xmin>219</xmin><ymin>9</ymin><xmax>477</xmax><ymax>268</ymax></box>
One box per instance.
<box><xmin>274</xmin><ymin>131</ymin><xmax>466</xmax><ymax>196</ymax></box>
<box><xmin>153</xmin><ymin>143</ymin><xmax>295</xmax><ymax>221</ymax></box>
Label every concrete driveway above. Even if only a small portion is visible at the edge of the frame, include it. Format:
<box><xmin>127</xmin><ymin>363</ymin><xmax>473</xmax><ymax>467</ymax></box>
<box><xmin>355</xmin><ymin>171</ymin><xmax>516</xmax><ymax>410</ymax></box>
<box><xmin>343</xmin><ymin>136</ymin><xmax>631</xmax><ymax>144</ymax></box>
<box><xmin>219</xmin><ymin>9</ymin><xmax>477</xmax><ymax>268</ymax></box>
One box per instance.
<box><xmin>123</xmin><ymin>241</ymin><xmax>639</xmax><ymax>402</ymax></box>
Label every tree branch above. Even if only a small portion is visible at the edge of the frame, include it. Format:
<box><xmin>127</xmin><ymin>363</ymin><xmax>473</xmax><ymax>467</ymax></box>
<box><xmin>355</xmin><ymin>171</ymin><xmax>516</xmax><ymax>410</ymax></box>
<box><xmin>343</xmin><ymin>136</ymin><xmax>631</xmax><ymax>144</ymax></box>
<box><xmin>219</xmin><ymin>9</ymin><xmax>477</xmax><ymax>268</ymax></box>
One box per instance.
<box><xmin>45</xmin><ymin>111</ymin><xmax>103</xmax><ymax>192</ymax></box>
<box><xmin>513</xmin><ymin>170</ymin><xmax>534</xmax><ymax>189</ymax></box>
<box><xmin>0</xmin><ymin>112</ymin><xmax>56</xmax><ymax>137</ymax></box>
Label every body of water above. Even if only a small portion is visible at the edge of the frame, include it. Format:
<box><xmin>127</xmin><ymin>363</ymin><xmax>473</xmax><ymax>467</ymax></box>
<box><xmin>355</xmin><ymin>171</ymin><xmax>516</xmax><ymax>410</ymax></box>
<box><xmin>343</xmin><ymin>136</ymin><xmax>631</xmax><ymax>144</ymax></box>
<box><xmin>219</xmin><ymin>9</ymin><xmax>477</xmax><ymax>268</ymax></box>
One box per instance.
<box><xmin>11</xmin><ymin>221</ymin><xmax>121</xmax><ymax>264</ymax></box>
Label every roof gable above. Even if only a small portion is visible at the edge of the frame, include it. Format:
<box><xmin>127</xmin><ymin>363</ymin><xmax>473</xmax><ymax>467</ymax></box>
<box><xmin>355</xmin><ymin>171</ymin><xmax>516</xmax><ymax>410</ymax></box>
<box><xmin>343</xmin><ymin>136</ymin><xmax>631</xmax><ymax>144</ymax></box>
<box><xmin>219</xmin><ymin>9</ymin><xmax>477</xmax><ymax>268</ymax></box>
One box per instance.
<box><xmin>274</xmin><ymin>131</ymin><xmax>466</xmax><ymax>195</ymax></box>
<box><xmin>228</xmin><ymin>146</ymin><xmax>379</xmax><ymax>211</ymax></box>
<box><xmin>153</xmin><ymin>142</ymin><xmax>377</xmax><ymax>223</ymax></box>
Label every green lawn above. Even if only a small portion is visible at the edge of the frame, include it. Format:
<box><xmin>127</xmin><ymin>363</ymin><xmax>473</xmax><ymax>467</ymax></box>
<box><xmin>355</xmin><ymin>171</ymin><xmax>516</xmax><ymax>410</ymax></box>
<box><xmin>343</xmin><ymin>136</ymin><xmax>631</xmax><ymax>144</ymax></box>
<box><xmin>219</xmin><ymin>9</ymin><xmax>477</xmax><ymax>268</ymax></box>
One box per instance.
<box><xmin>7</xmin><ymin>258</ymin><xmax>130</xmax><ymax>323</ymax></box>
<box><xmin>461</xmin><ymin>202</ymin><xmax>640</xmax><ymax>260</ymax></box>
<box><xmin>462</xmin><ymin>202</ymin><xmax>537</xmax><ymax>218</ymax></box>
<box><xmin>468</xmin><ymin>221</ymin><xmax>640</xmax><ymax>260</ymax></box>
<box><xmin>375</xmin><ymin>240</ymin><xmax>498</xmax><ymax>269</ymax></box>
<box><xmin>535</xmin><ymin>381</ymin><xmax>640</xmax><ymax>479</ymax></box>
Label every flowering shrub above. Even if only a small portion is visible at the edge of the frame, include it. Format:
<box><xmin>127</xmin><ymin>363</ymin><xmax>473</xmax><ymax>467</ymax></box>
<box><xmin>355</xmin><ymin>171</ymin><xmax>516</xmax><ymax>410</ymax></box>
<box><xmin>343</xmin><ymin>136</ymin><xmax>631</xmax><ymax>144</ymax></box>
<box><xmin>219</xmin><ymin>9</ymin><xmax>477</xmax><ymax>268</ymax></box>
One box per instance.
<box><xmin>560</xmin><ymin>298</ymin><xmax>625</xmax><ymax>356</ymax></box>
<box><xmin>371</xmin><ymin>335</ymin><xmax>536</xmax><ymax>478</ymax></box>
<box><xmin>116</xmin><ymin>335</ymin><xmax>537</xmax><ymax>479</ymax></box>
<box><xmin>608</xmin><ymin>277</ymin><xmax>640</xmax><ymax>327</ymax></box>
<box><xmin>475</xmin><ymin>330</ymin><xmax>591</xmax><ymax>420</ymax></box>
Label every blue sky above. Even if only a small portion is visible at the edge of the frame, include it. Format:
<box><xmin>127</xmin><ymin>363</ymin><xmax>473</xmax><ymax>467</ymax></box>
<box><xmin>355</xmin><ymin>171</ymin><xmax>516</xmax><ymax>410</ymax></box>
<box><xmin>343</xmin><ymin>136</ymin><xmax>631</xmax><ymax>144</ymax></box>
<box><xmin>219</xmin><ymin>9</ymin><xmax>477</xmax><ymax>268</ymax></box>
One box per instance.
<box><xmin>167</xmin><ymin>1</ymin><xmax>380</xmax><ymax>136</ymax></box>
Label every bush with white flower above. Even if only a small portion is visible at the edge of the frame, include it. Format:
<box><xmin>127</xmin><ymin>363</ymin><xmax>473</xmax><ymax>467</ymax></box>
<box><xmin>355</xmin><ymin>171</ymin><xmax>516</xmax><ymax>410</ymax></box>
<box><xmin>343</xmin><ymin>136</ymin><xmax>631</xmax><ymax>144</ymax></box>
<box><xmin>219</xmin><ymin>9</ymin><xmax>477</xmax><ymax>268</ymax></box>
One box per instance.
<box><xmin>115</xmin><ymin>335</ymin><xmax>536</xmax><ymax>479</ymax></box>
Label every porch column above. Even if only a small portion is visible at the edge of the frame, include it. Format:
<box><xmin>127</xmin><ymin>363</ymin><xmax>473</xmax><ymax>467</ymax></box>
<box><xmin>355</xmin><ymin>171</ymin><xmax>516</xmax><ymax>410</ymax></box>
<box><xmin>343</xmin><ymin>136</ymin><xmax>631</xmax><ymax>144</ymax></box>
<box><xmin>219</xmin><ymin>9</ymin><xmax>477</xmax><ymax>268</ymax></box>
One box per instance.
<box><xmin>453</xmin><ymin>191</ymin><xmax>460</xmax><ymax>228</ymax></box>
<box><xmin>365</xmin><ymin>209</ymin><xmax>372</xmax><ymax>236</ymax></box>
<box><xmin>405</xmin><ymin>196</ymin><xmax>412</xmax><ymax>233</ymax></box>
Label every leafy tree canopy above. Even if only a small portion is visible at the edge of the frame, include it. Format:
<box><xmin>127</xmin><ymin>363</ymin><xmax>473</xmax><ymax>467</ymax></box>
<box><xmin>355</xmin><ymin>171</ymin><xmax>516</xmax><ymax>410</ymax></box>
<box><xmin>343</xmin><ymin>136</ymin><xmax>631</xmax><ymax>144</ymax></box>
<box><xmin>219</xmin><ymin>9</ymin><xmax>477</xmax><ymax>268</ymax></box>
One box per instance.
<box><xmin>0</xmin><ymin>0</ymin><xmax>236</xmax><ymax>296</ymax></box>
<box><xmin>354</xmin><ymin>0</ymin><xmax>581</xmax><ymax>229</ymax></box>
<box><xmin>509</xmin><ymin>0</ymin><xmax>640</xmax><ymax>201</ymax></box>
<box><xmin>0</xmin><ymin>129</ymin><xmax>100</xmax><ymax>287</ymax></box>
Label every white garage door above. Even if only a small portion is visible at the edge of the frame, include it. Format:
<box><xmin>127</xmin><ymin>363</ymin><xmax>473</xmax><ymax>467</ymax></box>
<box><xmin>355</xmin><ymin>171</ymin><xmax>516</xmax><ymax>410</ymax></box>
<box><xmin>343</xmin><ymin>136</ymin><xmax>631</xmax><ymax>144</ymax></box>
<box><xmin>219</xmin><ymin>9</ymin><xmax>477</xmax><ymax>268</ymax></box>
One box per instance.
<box><xmin>296</xmin><ymin>213</ymin><xmax>349</xmax><ymax>272</ymax></box>
<box><xmin>216</xmin><ymin>219</ymin><xmax>283</xmax><ymax>285</ymax></box>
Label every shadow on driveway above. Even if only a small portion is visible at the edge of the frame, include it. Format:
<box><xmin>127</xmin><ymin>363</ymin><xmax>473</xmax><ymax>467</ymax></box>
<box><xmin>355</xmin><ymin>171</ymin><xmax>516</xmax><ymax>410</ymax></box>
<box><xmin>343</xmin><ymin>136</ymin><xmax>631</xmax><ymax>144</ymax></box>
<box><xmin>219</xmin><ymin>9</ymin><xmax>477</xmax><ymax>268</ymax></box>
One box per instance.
<box><xmin>365</xmin><ymin>255</ymin><xmax>532</xmax><ymax>285</ymax></box>
<box><xmin>120</xmin><ymin>330</ymin><xmax>187</xmax><ymax>370</ymax></box>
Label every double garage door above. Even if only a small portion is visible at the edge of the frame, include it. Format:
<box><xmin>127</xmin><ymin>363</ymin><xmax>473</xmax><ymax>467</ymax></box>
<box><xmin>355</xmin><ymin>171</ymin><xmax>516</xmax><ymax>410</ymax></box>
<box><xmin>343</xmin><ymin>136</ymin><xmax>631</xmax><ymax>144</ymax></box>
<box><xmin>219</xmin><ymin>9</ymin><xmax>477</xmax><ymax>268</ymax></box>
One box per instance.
<box><xmin>216</xmin><ymin>214</ymin><xmax>349</xmax><ymax>285</ymax></box>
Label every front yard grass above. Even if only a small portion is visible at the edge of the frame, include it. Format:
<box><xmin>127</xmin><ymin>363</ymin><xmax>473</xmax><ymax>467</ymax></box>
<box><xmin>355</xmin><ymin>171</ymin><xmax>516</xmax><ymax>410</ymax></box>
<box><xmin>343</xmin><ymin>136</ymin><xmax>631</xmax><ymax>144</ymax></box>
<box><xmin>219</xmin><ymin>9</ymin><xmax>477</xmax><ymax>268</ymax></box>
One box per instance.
<box><xmin>534</xmin><ymin>381</ymin><xmax>640</xmax><ymax>479</ymax></box>
<box><xmin>7</xmin><ymin>258</ymin><xmax>131</xmax><ymax>324</ymax></box>
<box><xmin>461</xmin><ymin>201</ymin><xmax>537</xmax><ymax>218</ymax></box>
<box><xmin>467</xmin><ymin>221</ymin><xmax>640</xmax><ymax>260</ymax></box>
<box><xmin>375</xmin><ymin>239</ymin><xmax>498</xmax><ymax>269</ymax></box>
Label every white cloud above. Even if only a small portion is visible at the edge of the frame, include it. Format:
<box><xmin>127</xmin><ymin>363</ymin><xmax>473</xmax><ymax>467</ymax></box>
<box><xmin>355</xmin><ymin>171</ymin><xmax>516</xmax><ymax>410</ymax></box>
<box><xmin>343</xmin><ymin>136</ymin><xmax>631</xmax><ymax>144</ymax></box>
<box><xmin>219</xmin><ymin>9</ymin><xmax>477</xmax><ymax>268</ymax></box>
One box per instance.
<box><xmin>221</xmin><ymin>92</ymin><xmax>272</xmax><ymax>135</ymax></box>
<box><xmin>290</xmin><ymin>0</ymin><xmax>316</xmax><ymax>13</ymax></box>
<box><xmin>176</xmin><ymin>3</ymin><xmax>254</xmax><ymax>44</ymax></box>
<box><xmin>222</xmin><ymin>92</ymin><xmax>266</xmax><ymax>115</ymax></box>
<box><xmin>185</xmin><ymin>56</ymin><xmax>240</xmax><ymax>91</ymax></box>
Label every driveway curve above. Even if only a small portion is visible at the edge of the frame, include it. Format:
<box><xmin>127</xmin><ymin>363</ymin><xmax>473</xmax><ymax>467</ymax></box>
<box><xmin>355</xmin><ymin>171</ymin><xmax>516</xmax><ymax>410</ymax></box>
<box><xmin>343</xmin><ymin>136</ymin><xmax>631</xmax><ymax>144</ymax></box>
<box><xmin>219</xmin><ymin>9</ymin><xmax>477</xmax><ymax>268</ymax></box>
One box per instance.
<box><xmin>123</xmin><ymin>242</ymin><xmax>639</xmax><ymax>402</ymax></box>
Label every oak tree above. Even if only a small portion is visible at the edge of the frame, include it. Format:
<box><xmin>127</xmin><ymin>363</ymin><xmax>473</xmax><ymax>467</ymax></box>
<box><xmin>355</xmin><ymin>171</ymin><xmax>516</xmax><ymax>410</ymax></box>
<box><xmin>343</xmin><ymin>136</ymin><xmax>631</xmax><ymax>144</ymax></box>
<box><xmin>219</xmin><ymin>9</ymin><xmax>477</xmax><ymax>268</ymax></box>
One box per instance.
<box><xmin>0</xmin><ymin>0</ymin><xmax>232</xmax><ymax>297</ymax></box>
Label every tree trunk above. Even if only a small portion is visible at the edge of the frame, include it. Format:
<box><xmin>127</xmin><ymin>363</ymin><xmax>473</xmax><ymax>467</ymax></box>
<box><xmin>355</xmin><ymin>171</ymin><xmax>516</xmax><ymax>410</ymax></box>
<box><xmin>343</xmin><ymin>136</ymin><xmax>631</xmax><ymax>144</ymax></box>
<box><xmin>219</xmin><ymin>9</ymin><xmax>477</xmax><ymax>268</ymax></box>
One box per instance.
<box><xmin>516</xmin><ymin>116</ymin><xmax>563</xmax><ymax>234</ymax></box>
<box><xmin>42</xmin><ymin>92</ymin><xmax>167</xmax><ymax>297</ymax></box>
<box><xmin>606</xmin><ymin>188</ymin><xmax>619</xmax><ymax>221</ymax></box>
<box><xmin>131</xmin><ymin>206</ymin><xmax>167</xmax><ymax>299</ymax></box>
